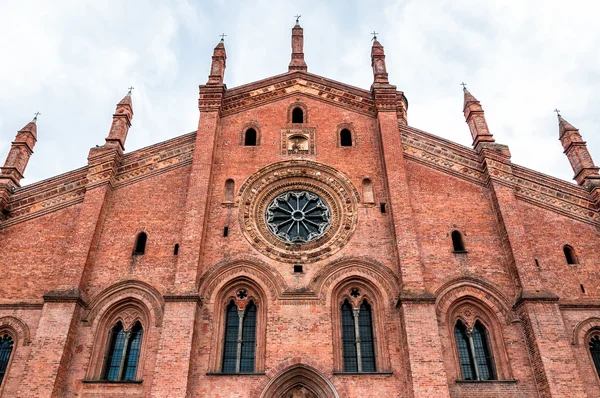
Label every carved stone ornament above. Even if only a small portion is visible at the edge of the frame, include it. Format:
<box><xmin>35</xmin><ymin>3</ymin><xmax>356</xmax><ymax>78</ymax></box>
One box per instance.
<box><xmin>238</xmin><ymin>160</ymin><xmax>360</xmax><ymax>263</ymax></box>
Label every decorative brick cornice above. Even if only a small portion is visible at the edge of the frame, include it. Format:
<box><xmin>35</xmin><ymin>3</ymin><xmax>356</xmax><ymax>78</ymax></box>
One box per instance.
<box><xmin>0</xmin><ymin>132</ymin><xmax>196</xmax><ymax>229</ymax></box>
<box><xmin>221</xmin><ymin>71</ymin><xmax>377</xmax><ymax>117</ymax></box>
<box><xmin>400</xmin><ymin>124</ymin><xmax>599</xmax><ymax>227</ymax></box>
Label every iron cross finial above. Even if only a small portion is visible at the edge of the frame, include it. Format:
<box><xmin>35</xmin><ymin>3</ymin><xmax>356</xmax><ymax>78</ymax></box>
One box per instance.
<box><xmin>127</xmin><ymin>86</ymin><xmax>134</xmax><ymax>94</ymax></box>
<box><xmin>554</xmin><ymin>108</ymin><xmax>561</xmax><ymax>117</ymax></box>
<box><xmin>460</xmin><ymin>82</ymin><xmax>467</xmax><ymax>89</ymax></box>
<box><xmin>219</xmin><ymin>33</ymin><xmax>227</xmax><ymax>41</ymax></box>
<box><xmin>294</xmin><ymin>14</ymin><xmax>301</xmax><ymax>23</ymax></box>
<box><xmin>371</xmin><ymin>31</ymin><xmax>378</xmax><ymax>41</ymax></box>
<box><xmin>33</xmin><ymin>111</ymin><xmax>41</xmax><ymax>121</ymax></box>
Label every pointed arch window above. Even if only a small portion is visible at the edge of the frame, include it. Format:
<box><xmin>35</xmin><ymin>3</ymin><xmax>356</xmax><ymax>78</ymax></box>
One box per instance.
<box><xmin>454</xmin><ymin>320</ymin><xmax>495</xmax><ymax>380</ymax></box>
<box><xmin>102</xmin><ymin>321</ymin><xmax>143</xmax><ymax>381</ymax></box>
<box><xmin>341</xmin><ymin>299</ymin><xmax>376</xmax><ymax>372</ymax></box>
<box><xmin>589</xmin><ymin>334</ymin><xmax>600</xmax><ymax>377</ymax></box>
<box><xmin>340</xmin><ymin>129</ymin><xmax>353</xmax><ymax>147</ymax></box>
<box><xmin>292</xmin><ymin>107</ymin><xmax>304</xmax><ymax>124</ymax></box>
<box><xmin>0</xmin><ymin>334</ymin><xmax>14</xmax><ymax>386</ymax></box>
<box><xmin>222</xmin><ymin>300</ymin><xmax>257</xmax><ymax>373</ymax></box>
<box><xmin>133</xmin><ymin>232</ymin><xmax>147</xmax><ymax>256</ymax></box>
<box><xmin>451</xmin><ymin>230</ymin><xmax>466</xmax><ymax>253</ymax></box>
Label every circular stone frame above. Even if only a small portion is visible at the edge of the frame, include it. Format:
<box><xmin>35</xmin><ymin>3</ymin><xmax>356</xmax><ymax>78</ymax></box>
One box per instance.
<box><xmin>238</xmin><ymin>160</ymin><xmax>360</xmax><ymax>263</ymax></box>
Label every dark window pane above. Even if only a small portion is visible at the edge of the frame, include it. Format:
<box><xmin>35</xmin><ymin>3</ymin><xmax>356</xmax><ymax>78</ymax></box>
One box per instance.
<box><xmin>589</xmin><ymin>335</ymin><xmax>600</xmax><ymax>377</ymax></box>
<box><xmin>123</xmin><ymin>323</ymin><xmax>143</xmax><ymax>381</ymax></box>
<box><xmin>473</xmin><ymin>321</ymin><xmax>495</xmax><ymax>380</ymax></box>
<box><xmin>104</xmin><ymin>323</ymin><xmax>126</xmax><ymax>381</ymax></box>
<box><xmin>452</xmin><ymin>231</ymin><xmax>465</xmax><ymax>252</ymax></box>
<box><xmin>292</xmin><ymin>108</ymin><xmax>303</xmax><ymax>123</ymax></box>
<box><xmin>222</xmin><ymin>301</ymin><xmax>239</xmax><ymax>373</ymax></box>
<box><xmin>454</xmin><ymin>321</ymin><xmax>475</xmax><ymax>380</ymax></box>
<box><xmin>240</xmin><ymin>302</ymin><xmax>257</xmax><ymax>373</ymax></box>
<box><xmin>0</xmin><ymin>335</ymin><xmax>14</xmax><ymax>386</ymax></box>
<box><xmin>359</xmin><ymin>301</ymin><xmax>376</xmax><ymax>372</ymax></box>
<box><xmin>341</xmin><ymin>301</ymin><xmax>358</xmax><ymax>372</ymax></box>
<box><xmin>134</xmin><ymin>232</ymin><xmax>147</xmax><ymax>255</ymax></box>
<box><xmin>244</xmin><ymin>129</ymin><xmax>257</xmax><ymax>146</ymax></box>
<box><xmin>340</xmin><ymin>129</ymin><xmax>352</xmax><ymax>147</ymax></box>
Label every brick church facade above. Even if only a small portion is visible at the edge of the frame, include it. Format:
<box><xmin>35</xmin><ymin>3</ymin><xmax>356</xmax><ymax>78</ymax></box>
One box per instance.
<box><xmin>1</xmin><ymin>22</ymin><xmax>600</xmax><ymax>398</ymax></box>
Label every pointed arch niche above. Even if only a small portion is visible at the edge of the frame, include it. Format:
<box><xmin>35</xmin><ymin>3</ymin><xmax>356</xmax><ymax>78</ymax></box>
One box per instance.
<box><xmin>330</xmin><ymin>277</ymin><xmax>391</xmax><ymax>373</ymax></box>
<box><xmin>207</xmin><ymin>276</ymin><xmax>268</xmax><ymax>374</ymax></box>
<box><xmin>436</xmin><ymin>282</ymin><xmax>514</xmax><ymax>382</ymax></box>
<box><xmin>260</xmin><ymin>364</ymin><xmax>339</xmax><ymax>398</ymax></box>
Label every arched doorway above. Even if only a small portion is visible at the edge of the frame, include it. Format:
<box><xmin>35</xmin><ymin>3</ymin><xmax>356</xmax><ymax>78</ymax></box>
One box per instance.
<box><xmin>260</xmin><ymin>364</ymin><xmax>339</xmax><ymax>398</ymax></box>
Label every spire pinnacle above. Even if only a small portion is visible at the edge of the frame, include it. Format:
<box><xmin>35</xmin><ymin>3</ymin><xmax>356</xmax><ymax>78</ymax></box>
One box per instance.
<box><xmin>105</xmin><ymin>91</ymin><xmax>134</xmax><ymax>150</ymax></box>
<box><xmin>208</xmin><ymin>35</ymin><xmax>227</xmax><ymax>84</ymax></box>
<box><xmin>462</xmin><ymin>85</ymin><xmax>495</xmax><ymax>148</ymax></box>
<box><xmin>370</xmin><ymin>35</ymin><xmax>388</xmax><ymax>84</ymax></box>
<box><xmin>557</xmin><ymin>113</ymin><xmax>600</xmax><ymax>189</ymax></box>
<box><xmin>288</xmin><ymin>18</ymin><xmax>307</xmax><ymax>72</ymax></box>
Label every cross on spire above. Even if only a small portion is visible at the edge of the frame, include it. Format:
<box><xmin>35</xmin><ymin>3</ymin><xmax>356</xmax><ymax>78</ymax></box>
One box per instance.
<box><xmin>294</xmin><ymin>14</ymin><xmax>301</xmax><ymax>23</ymax></box>
<box><xmin>554</xmin><ymin>108</ymin><xmax>561</xmax><ymax>117</ymax></box>
<box><xmin>33</xmin><ymin>111</ymin><xmax>41</xmax><ymax>121</ymax></box>
<box><xmin>219</xmin><ymin>33</ymin><xmax>227</xmax><ymax>41</ymax></box>
<box><xmin>127</xmin><ymin>86</ymin><xmax>134</xmax><ymax>94</ymax></box>
<box><xmin>460</xmin><ymin>82</ymin><xmax>467</xmax><ymax>88</ymax></box>
<box><xmin>371</xmin><ymin>31</ymin><xmax>378</xmax><ymax>41</ymax></box>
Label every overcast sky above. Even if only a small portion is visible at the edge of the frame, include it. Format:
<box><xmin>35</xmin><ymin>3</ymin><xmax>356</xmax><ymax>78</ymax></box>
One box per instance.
<box><xmin>1</xmin><ymin>0</ymin><xmax>598</xmax><ymax>186</ymax></box>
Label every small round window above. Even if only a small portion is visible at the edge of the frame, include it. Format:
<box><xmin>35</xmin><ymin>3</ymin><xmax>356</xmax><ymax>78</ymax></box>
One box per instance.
<box><xmin>266</xmin><ymin>191</ymin><xmax>330</xmax><ymax>243</ymax></box>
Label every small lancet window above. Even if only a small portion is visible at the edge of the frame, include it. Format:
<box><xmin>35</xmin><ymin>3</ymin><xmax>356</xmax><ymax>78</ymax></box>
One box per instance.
<box><xmin>589</xmin><ymin>335</ymin><xmax>600</xmax><ymax>377</ymax></box>
<box><xmin>222</xmin><ymin>300</ymin><xmax>257</xmax><ymax>373</ymax></box>
<box><xmin>133</xmin><ymin>232</ymin><xmax>147</xmax><ymax>256</ymax></box>
<box><xmin>244</xmin><ymin>128</ymin><xmax>257</xmax><ymax>146</ymax></box>
<box><xmin>0</xmin><ymin>334</ymin><xmax>14</xmax><ymax>386</ymax></box>
<box><xmin>340</xmin><ymin>129</ymin><xmax>353</xmax><ymax>147</ymax></box>
<box><xmin>173</xmin><ymin>244</ymin><xmax>179</xmax><ymax>255</ymax></box>
<box><xmin>563</xmin><ymin>245</ymin><xmax>578</xmax><ymax>264</ymax></box>
<box><xmin>292</xmin><ymin>107</ymin><xmax>304</xmax><ymax>123</ymax></box>
<box><xmin>341</xmin><ymin>298</ymin><xmax>376</xmax><ymax>373</ymax></box>
<box><xmin>224</xmin><ymin>179</ymin><xmax>235</xmax><ymax>203</ymax></box>
<box><xmin>103</xmin><ymin>321</ymin><xmax>143</xmax><ymax>381</ymax></box>
<box><xmin>454</xmin><ymin>320</ymin><xmax>495</xmax><ymax>381</ymax></box>
<box><xmin>452</xmin><ymin>230</ymin><xmax>466</xmax><ymax>253</ymax></box>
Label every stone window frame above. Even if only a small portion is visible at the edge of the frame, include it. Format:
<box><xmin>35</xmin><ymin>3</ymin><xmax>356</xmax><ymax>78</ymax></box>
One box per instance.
<box><xmin>0</xmin><ymin>327</ymin><xmax>16</xmax><ymax>393</ymax></box>
<box><xmin>331</xmin><ymin>278</ymin><xmax>390</xmax><ymax>373</ymax></box>
<box><xmin>239</xmin><ymin>122</ymin><xmax>262</xmax><ymax>147</ymax></box>
<box><xmin>335</xmin><ymin>123</ymin><xmax>357</xmax><ymax>148</ymax></box>
<box><xmin>86</xmin><ymin>299</ymin><xmax>151</xmax><ymax>382</ymax></box>
<box><xmin>0</xmin><ymin>316</ymin><xmax>30</xmax><ymax>395</ymax></box>
<box><xmin>287</xmin><ymin>102</ymin><xmax>309</xmax><ymax>124</ymax></box>
<box><xmin>585</xmin><ymin>328</ymin><xmax>600</xmax><ymax>384</ymax></box>
<box><xmin>208</xmin><ymin>278</ymin><xmax>267</xmax><ymax>374</ymax></box>
<box><xmin>446</xmin><ymin>299</ymin><xmax>511</xmax><ymax>381</ymax></box>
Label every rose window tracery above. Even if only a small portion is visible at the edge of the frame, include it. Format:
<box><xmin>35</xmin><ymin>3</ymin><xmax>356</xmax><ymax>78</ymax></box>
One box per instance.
<box><xmin>266</xmin><ymin>191</ymin><xmax>330</xmax><ymax>243</ymax></box>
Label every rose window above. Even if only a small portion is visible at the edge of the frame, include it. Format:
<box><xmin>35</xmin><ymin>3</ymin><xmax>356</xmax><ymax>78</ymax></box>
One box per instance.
<box><xmin>266</xmin><ymin>191</ymin><xmax>330</xmax><ymax>243</ymax></box>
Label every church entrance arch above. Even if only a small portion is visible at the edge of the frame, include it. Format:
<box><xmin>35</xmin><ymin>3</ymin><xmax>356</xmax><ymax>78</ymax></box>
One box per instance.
<box><xmin>260</xmin><ymin>364</ymin><xmax>339</xmax><ymax>398</ymax></box>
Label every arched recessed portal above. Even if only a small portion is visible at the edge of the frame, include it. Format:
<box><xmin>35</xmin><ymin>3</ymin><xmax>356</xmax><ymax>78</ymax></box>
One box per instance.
<box><xmin>260</xmin><ymin>364</ymin><xmax>339</xmax><ymax>398</ymax></box>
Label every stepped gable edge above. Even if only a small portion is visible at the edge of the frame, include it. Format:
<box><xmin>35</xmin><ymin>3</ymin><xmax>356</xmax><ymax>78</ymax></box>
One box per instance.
<box><xmin>0</xmin><ymin>131</ymin><xmax>197</xmax><ymax>229</ymax></box>
<box><xmin>400</xmin><ymin>124</ymin><xmax>599</xmax><ymax>226</ymax></box>
<box><xmin>221</xmin><ymin>70</ymin><xmax>406</xmax><ymax>117</ymax></box>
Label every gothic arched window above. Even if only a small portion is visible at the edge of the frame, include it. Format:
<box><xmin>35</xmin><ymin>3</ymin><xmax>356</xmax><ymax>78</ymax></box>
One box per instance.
<box><xmin>451</xmin><ymin>230</ymin><xmax>466</xmax><ymax>253</ymax></box>
<box><xmin>0</xmin><ymin>334</ymin><xmax>14</xmax><ymax>387</ymax></box>
<box><xmin>103</xmin><ymin>321</ymin><xmax>143</xmax><ymax>381</ymax></box>
<box><xmin>222</xmin><ymin>299</ymin><xmax>257</xmax><ymax>373</ymax></box>
<box><xmin>563</xmin><ymin>245</ymin><xmax>578</xmax><ymax>264</ymax></box>
<box><xmin>340</xmin><ymin>129</ymin><xmax>353</xmax><ymax>147</ymax></box>
<box><xmin>133</xmin><ymin>232</ymin><xmax>147</xmax><ymax>256</ymax></box>
<box><xmin>589</xmin><ymin>334</ymin><xmax>600</xmax><ymax>377</ymax></box>
<box><xmin>454</xmin><ymin>320</ymin><xmax>495</xmax><ymax>380</ymax></box>
<box><xmin>341</xmin><ymin>299</ymin><xmax>376</xmax><ymax>372</ymax></box>
<box><xmin>292</xmin><ymin>107</ymin><xmax>304</xmax><ymax>124</ymax></box>
<box><xmin>244</xmin><ymin>128</ymin><xmax>257</xmax><ymax>146</ymax></box>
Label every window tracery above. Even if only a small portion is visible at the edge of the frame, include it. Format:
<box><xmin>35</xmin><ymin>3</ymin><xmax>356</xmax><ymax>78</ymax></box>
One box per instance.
<box><xmin>588</xmin><ymin>333</ymin><xmax>600</xmax><ymax>378</ymax></box>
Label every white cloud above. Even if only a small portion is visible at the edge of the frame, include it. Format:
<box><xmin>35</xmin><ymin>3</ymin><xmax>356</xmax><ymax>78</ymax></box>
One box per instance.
<box><xmin>0</xmin><ymin>0</ymin><xmax>598</xmax><ymax>186</ymax></box>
